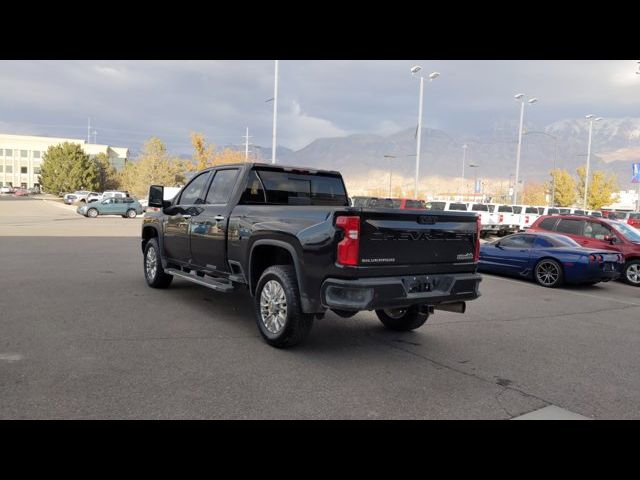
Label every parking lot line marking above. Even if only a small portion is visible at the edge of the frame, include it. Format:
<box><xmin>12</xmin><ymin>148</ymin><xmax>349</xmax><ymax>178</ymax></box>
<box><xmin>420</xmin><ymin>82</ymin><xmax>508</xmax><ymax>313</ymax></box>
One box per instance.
<box><xmin>511</xmin><ymin>405</ymin><xmax>592</xmax><ymax>420</ymax></box>
<box><xmin>484</xmin><ymin>274</ymin><xmax>640</xmax><ymax>307</ymax></box>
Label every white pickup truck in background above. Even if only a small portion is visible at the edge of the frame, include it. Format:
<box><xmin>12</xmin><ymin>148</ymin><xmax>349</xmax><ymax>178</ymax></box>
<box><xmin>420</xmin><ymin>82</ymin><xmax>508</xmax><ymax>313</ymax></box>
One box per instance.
<box><xmin>487</xmin><ymin>204</ymin><xmax>519</xmax><ymax>236</ymax></box>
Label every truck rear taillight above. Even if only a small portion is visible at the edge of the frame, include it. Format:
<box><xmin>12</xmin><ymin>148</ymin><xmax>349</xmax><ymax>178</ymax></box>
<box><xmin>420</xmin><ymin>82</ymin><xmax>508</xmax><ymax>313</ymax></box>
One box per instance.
<box><xmin>474</xmin><ymin>215</ymin><xmax>481</xmax><ymax>262</ymax></box>
<box><xmin>336</xmin><ymin>215</ymin><xmax>360</xmax><ymax>266</ymax></box>
<box><xmin>499</xmin><ymin>214</ymin><xmax>504</xmax><ymax>223</ymax></box>
<box><xmin>525</xmin><ymin>215</ymin><xmax>530</xmax><ymax>224</ymax></box>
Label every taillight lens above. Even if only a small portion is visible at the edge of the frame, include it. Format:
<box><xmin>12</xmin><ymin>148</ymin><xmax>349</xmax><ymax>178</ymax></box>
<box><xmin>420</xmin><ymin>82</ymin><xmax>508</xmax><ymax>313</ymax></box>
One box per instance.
<box><xmin>525</xmin><ymin>215</ymin><xmax>530</xmax><ymax>224</ymax></box>
<box><xmin>474</xmin><ymin>215</ymin><xmax>481</xmax><ymax>262</ymax></box>
<box><xmin>499</xmin><ymin>214</ymin><xmax>504</xmax><ymax>223</ymax></box>
<box><xmin>589</xmin><ymin>254</ymin><xmax>603</xmax><ymax>263</ymax></box>
<box><xmin>336</xmin><ymin>215</ymin><xmax>360</xmax><ymax>266</ymax></box>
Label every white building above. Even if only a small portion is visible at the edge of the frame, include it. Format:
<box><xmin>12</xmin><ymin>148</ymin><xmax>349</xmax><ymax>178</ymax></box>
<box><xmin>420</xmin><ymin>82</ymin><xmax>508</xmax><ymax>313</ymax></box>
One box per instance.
<box><xmin>0</xmin><ymin>133</ymin><xmax>129</xmax><ymax>189</ymax></box>
<box><xmin>602</xmin><ymin>188</ymin><xmax>640</xmax><ymax>211</ymax></box>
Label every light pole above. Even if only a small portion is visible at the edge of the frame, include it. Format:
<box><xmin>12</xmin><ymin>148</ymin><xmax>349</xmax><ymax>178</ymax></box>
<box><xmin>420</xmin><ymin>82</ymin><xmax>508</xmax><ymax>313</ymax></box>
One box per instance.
<box><xmin>523</xmin><ymin>130</ymin><xmax>558</xmax><ymax>205</ymax></box>
<box><xmin>410</xmin><ymin>65</ymin><xmax>440</xmax><ymax>199</ymax></box>
<box><xmin>513</xmin><ymin>94</ymin><xmax>538</xmax><ymax>204</ymax></box>
<box><xmin>583</xmin><ymin>114</ymin><xmax>602</xmax><ymax>209</ymax></box>
<box><xmin>469</xmin><ymin>163</ymin><xmax>480</xmax><ymax>201</ymax></box>
<box><xmin>267</xmin><ymin>60</ymin><xmax>279</xmax><ymax>165</ymax></box>
<box><xmin>383</xmin><ymin>155</ymin><xmax>396</xmax><ymax>197</ymax></box>
<box><xmin>460</xmin><ymin>144</ymin><xmax>468</xmax><ymax>200</ymax></box>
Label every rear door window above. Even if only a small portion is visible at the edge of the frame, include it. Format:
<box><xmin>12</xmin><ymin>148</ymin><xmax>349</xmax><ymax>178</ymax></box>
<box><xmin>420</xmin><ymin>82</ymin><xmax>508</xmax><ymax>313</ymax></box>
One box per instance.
<box><xmin>538</xmin><ymin>217</ymin><xmax>558</xmax><ymax>230</ymax></box>
<box><xmin>556</xmin><ymin>219</ymin><xmax>586</xmax><ymax>235</ymax></box>
<box><xmin>205</xmin><ymin>168</ymin><xmax>240</xmax><ymax>205</ymax></box>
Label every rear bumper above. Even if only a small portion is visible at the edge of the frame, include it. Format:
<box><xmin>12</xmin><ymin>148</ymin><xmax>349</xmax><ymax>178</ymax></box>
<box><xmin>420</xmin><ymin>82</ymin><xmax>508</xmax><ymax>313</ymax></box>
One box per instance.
<box><xmin>320</xmin><ymin>272</ymin><xmax>482</xmax><ymax>311</ymax></box>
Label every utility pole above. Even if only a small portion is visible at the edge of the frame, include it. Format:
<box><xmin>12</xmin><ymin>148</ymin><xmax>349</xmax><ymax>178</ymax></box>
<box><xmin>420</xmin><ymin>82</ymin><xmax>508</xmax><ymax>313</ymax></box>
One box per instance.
<box><xmin>271</xmin><ymin>60</ymin><xmax>279</xmax><ymax>165</ymax></box>
<box><xmin>460</xmin><ymin>144</ymin><xmax>467</xmax><ymax>200</ymax></box>
<box><xmin>243</xmin><ymin>127</ymin><xmax>252</xmax><ymax>161</ymax></box>
<box><xmin>87</xmin><ymin>118</ymin><xmax>91</xmax><ymax>144</ymax></box>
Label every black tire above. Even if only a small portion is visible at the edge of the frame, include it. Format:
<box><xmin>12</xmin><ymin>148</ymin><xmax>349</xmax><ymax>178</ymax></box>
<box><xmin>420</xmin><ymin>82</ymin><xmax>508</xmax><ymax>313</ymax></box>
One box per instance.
<box><xmin>126</xmin><ymin>209</ymin><xmax>137</xmax><ymax>218</ymax></box>
<box><xmin>143</xmin><ymin>238</ymin><xmax>173</xmax><ymax>288</ymax></box>
<box><xmin>375</xmin><ymin>306</ymin><xmax>428</xmax><ymax>331</ymax></box>
<box><xmin>622</xmin><ymin>260</ymin><xmax>640</xmax><ymax>287</ymax></box>
<box><xmin>254</xmin><ymin>265</ymin><xmax>314</xmax><ymax>348</ymax></box>
<box><xmin>534</xmin><ymin>258</ymin><xmax>564</xmax><ymax>288</ymax></box>
<box><xmin>87</xmin><ymin>208</ymin><xmax>98</xmax><ymax>218</ymax></box>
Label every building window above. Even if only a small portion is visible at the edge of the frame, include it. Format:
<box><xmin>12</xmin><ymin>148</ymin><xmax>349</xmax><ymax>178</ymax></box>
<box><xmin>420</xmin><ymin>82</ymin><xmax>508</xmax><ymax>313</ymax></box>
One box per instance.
<box><xmin>21</xmin><ymin>166</ymin><xmax>28</xmax><ymax>174</ymax></box>
<box><xmin>4</xmin><ymin>149</ymin><xmax>12</xmax><ymax>156</ymax></box>
<box><xmin>20</xmin><ymin>150</ymin><xmax>28</xmax><ymax>158</ymax></box>
<box><xmin>33</xmin><ymin>150</ymin><xmax>41</xmax><ymax>159</ymax></box>
<box><xmin>21</xmin><ymin>183</ymin><xmax>27</xmax><ymax>188</ymax></box>
<box><xmin>0</xmin><ymin>165</ymin><xmax>3</xmax><ymax>172</ymax></box>
<box><xmin>34</xmin><ymin>167</ymin><xmax>41</xmax><ymax>174</ymax></box>
<box><xmin>5</xmin><ymin>165</ymin><xmax>12</xmax><ymax>173</ymax></box>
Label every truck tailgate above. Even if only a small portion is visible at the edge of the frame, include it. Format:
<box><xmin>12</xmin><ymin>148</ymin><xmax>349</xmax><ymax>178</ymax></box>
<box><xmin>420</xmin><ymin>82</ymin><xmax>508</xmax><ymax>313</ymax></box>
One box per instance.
<box><xmin>356</xmin><ymin>210</ymin><xmax>478</xmax><ymax>266</ymax></box>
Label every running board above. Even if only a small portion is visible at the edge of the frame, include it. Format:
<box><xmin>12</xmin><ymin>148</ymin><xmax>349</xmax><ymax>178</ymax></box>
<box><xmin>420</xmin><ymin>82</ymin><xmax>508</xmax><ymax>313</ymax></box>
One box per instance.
<box><xmin>165</xmin><ymin>268</ymin><xmax>236</xmax><ymax>293</ymax></box>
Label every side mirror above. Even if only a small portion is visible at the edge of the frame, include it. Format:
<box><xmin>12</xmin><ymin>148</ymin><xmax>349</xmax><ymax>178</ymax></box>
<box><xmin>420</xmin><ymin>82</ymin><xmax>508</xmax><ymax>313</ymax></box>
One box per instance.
<box><xmin>149</xmin><ymin>185</ymin><xmax>170</xmax><ymax>209</ymax></box>
<box><xmin>604</xmin><ymin>235</ymin><xmax>616</xmax><ymax>244</ymax></box>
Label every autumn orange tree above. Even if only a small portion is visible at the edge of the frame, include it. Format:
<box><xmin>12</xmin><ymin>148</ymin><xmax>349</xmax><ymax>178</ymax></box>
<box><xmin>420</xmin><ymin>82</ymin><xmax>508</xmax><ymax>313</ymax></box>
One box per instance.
<box><xmin>186</xmin><ymin>132</ymin><xmax>245</xmax><ymax>171</ymax></box>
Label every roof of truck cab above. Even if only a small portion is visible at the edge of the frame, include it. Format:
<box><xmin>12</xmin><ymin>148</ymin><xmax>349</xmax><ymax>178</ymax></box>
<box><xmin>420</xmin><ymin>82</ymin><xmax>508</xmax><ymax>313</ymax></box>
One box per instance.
<box><xmin>195</xmin><ymin>162</ymin><xmax>341</xmax><ymax>176</ymax></box>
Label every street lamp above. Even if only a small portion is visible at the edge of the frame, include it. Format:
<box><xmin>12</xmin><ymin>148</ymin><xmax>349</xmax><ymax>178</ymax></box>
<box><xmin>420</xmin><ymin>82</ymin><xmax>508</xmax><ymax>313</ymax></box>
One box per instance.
<box><xmin>410</xmin><ymin>65</ymin><xmax>440</xmax><ymax>199</ymax></box>
<box><xmin>523</xmin><ymin>130</ymin><xmax>558</xmax><ymax>205</ymax></box>
<box><xmin>513</xmin><ymin>94</ymin><xmax>538</xmax><ymax>204</ymax></box>
<box><xmin>469</xmin><ymin>163</ymin><xmax>480</xmax><ymax>199</ymax></box>
<box><xmin>584</xmin><ymin>114</ymin><xmax>603</xmax><ymax>209</ymax></box>
<box><xmin>460</xmin><ymin>144</ymin><xmax>468</xmax><ymax>200</ymax></box>
<box><xmin>383</xmin><ymin>155</ymin><xmax>396</xmax><ymax>197</ymax></box>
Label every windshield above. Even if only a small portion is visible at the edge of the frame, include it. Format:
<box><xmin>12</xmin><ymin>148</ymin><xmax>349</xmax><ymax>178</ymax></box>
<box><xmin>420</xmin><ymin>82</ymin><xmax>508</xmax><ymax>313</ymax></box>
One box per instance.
<box><xmin>612</xmin><ymin>221</ymin><xmax>640</xmax><ymax>242</ymax></box>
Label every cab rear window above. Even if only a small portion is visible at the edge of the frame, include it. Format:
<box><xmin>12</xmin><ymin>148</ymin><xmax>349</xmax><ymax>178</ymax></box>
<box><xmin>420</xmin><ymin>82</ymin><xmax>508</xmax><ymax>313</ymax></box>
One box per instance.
<box><xmin>247</xmin><ymin>169</ymin><xmax>348</xmax><ymax>206</ymax></box>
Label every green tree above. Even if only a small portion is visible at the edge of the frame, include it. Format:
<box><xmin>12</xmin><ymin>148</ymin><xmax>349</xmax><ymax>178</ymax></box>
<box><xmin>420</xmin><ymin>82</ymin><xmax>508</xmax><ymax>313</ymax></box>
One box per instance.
<box><xmin>576</xmin><ymin>166</ymin><xmax>619</xmax><ymax>210</ymax></box>
<box><xmin>40</xmin><ymin>142</ymin><xmax>99</xmax><ymax>194</ymax></box>
<box><xmin>549</xmin><ymin>169</ymin><xmax>576</xmax><ymax>207</ymax></box>
<box><xmin>94</xmin><ymin>153</ymin><xmax>120</xmax><ymax>191</ymax></box>
<box><xmin>119</xmin><ymin>137</ymin><xmax>186</xmax><ymax>197</ymax></box>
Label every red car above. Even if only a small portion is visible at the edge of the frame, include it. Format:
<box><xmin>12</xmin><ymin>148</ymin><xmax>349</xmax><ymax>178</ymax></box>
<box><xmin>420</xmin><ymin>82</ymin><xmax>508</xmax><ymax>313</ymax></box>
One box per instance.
<box><xmin>528</xmin><ymin>215</ymin><xmax>640</xmax><ymax>286</ymax></box>
<box><xmin>13</xmin><ymin>188</ymin><xmax>29</xmax><ymax>196</ymax></box>
<box><xmin>628</xmin><ymin>212</ymin><xmax>640</xmax><ymax>229</ymax></box>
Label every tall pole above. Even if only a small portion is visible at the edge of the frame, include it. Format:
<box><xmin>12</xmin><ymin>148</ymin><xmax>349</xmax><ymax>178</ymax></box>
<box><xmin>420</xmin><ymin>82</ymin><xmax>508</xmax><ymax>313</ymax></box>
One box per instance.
<box><xmin>414</xmin><ymin>76</ymin><xmax>424</xmax><ymax>198</ymax></box>
<box><xmin>551</xmin><ymin>137</ymin><xmax>558</xmax><ymax>206</ymax></box>
<box><xmin>243</xmin><ymin>127</ymin><xmax>251</xmax><ymax>161</ymax></box>
<box><xmin>584</xmin><ymin>118</ymin><xmax>594</xmax><ymax>209</ymax></box>
<box><xmin>513</xmin><ymin>99</ymin><xmax>525</xmax><ymax>204</ymax></box>
<box><xmin>271</xmin><ymin>60</ymin><xmax>279</xmax><ymax>165</ymax></box>
<box><xmin>461</xmin><ymin>144</ymin><xmax>467</xmax><ymax>200</ymax></box>
<box><xmin>87</xmin><ymin>117</ymin><xmax>91</xmax><ymax>144</ymax></box>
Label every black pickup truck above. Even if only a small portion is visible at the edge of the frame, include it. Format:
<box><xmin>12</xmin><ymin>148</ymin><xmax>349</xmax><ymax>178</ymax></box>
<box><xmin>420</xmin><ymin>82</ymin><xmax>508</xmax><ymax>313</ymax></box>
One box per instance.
<box><xmin>142</xmin><ymin>163</ymin><xmax>482</xmax><ymax>347</ymax></box>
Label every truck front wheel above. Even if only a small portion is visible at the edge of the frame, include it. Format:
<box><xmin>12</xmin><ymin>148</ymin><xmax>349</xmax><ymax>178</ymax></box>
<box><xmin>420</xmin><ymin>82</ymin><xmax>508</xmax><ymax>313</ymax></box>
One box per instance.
<box><xmin>254</xmin><ymin>265</ymin><xmax>314</xmax><ymax>348</ymax></box>
<box><xmin>144</xmin><ymin>238</ymin><xmax>173</xmax><ymax>288</ymax></box>
<box><xmin>376</xmin><ymin>306</ymin><xmax>428</xmax><ymax>331</ymax></box>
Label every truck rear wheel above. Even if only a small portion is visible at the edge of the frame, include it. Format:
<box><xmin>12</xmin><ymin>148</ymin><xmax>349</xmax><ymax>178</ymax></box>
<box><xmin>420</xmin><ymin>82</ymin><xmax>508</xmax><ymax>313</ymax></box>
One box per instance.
<box><xmin>254</xmin><ymin>265</ymin><xmax>314</xmax><ymax>348</ymax></box>
<box><xmin>144</xmin><ymin>238</ymin><xmax>173</xmax><ymax>288</ymax></box>
<box><xmin>375</xmin><ymin>306</ymin><xmax>428</xmax><ymax>331</ymax></box>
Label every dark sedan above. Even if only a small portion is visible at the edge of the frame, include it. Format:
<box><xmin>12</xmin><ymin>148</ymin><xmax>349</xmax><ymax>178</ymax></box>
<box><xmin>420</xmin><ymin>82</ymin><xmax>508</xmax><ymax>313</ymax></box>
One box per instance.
<box><xmin>479</xmin><ymin>232</ymin><xmax>623</xmax><ymax>288</ymax></box>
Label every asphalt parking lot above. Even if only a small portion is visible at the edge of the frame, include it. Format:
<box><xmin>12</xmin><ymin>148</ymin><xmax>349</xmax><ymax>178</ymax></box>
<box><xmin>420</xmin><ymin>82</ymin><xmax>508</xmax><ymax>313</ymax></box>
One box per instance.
<box><xmin>1</xmin><ymin>196</ymin><xmax>639</xmax><ymax>419</ymax></box>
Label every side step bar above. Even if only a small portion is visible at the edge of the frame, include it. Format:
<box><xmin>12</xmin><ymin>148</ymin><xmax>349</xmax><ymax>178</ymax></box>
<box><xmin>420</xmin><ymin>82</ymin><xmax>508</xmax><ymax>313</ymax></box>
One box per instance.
<box><xmin>165</xmin><ymin>268</ymin><xmax>236</xmax><ymax>293</ymax></box>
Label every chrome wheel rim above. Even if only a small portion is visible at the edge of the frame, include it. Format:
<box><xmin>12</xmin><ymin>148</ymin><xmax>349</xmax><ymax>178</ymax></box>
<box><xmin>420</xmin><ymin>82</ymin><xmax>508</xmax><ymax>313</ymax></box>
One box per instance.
<box><xmin>146</xmin><ymin>246</ymin><xmax>157</xmax><ymax>280</ymax></box>
<box><xmin>383</xmin><ymin>308</ymin><xmax>407</xmax><ymax>319</ymax></box>
<box><xmin>260</xmin><ymin>280</ymin><xmax>287</xmax><ymax>334</ymax></box>
<box><xmin>627</xmin><ymin>264</ymin><xmax>640</xmax><ymax>284</ymax></box>
<box><xmin>128</xmin><ymin>210</ymin><xmax>136</xmax><ymax>218</ymax></box>
<box><xmin>537</xmin><ymin>261</ymin><xmax>559</xmax><ymax>286</ymax></box>
<box><xmin>88</xmin><ymin>209</ymin><xmax>97</xmax><ymax>217</ymax></box>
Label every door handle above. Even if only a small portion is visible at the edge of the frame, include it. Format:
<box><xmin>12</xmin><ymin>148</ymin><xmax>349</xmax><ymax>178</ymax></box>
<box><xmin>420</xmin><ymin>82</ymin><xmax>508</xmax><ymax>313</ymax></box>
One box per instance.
<box><xmin>214</xmin><ymin>215</ymin><xmax>225</xmax><ymax>221</ymax></box>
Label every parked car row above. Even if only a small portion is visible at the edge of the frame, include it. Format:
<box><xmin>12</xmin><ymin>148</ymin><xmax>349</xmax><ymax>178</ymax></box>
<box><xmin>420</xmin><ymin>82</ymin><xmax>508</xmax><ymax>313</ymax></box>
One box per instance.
<box><xmin>1</xmin><ymin>185</ymin><xmax>41</xmax><ymax>195</ymax></box>
<box><xmin>479</xmin><ymin>214</ymin><xmax>640</xmax><ymax>287</ymax></box>
<box><xmin>63</xmin><ymin>190</ymin><xmax>129</xmax><ymax>205</ymax></box>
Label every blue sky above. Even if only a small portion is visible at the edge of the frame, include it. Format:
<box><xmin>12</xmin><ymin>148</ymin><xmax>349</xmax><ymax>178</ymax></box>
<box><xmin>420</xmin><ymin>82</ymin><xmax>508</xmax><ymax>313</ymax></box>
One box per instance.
<box><xmin>0</xmin><ymin>60</ymin><xmax>638</xmax><ymax>153</ymax></box>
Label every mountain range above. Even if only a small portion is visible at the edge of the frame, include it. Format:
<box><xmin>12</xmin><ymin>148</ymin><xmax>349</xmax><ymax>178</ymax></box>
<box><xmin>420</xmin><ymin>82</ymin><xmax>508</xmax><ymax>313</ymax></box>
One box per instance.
<box><xmin>262</xmin><ymin>117</ymin><xmax>640</xmax><ymax>187</ymax></box>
